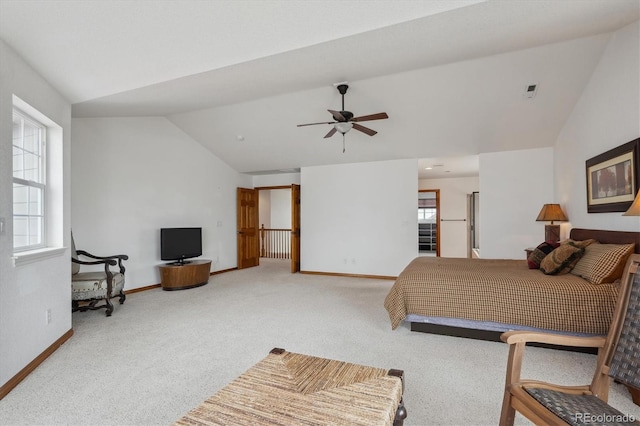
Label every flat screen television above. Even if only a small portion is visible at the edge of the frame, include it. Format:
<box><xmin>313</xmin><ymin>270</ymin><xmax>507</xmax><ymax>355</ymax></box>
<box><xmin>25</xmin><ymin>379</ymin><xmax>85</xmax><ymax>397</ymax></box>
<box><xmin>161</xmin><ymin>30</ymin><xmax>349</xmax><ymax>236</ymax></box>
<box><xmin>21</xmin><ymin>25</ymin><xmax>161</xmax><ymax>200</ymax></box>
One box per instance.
<box><xmin>161</xmin><ymin>227</ymin><xmax>202</xmax><ymax>265</ymax></box>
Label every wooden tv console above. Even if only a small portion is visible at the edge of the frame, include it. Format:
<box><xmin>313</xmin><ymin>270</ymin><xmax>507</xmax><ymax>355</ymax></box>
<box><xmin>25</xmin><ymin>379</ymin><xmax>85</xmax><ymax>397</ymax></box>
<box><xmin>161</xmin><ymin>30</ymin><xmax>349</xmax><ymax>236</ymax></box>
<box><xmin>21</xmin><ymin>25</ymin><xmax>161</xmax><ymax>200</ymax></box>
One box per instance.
<box><xmin>159</xmin><ymin>259</ymin><xmax>211</xmax><ymax>291</ymax></box>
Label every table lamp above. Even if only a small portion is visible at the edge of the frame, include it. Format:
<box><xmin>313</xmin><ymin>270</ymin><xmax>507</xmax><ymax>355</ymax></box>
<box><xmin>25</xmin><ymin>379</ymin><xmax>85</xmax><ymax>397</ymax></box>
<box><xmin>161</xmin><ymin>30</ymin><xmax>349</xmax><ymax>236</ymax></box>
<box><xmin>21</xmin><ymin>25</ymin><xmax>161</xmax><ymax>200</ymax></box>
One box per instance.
<box><xmin>622</xmin><ymin>191</ymin><xmax>640</xmax><ymax>216</ymax></box>
<box><xmin>536</xmin><ymin>204</ymin><xmax>568</xmax><ymax>243</ymax></box>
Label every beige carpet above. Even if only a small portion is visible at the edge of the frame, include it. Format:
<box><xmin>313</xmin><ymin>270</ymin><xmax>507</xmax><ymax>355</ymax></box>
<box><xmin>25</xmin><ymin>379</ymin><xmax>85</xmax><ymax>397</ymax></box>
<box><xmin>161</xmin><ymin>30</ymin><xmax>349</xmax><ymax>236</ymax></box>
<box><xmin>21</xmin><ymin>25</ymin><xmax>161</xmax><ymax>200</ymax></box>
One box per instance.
<box><xmin>0</xmin><ymin>258</ymin><xmax>638</xmax><ymax>425</ymax></box>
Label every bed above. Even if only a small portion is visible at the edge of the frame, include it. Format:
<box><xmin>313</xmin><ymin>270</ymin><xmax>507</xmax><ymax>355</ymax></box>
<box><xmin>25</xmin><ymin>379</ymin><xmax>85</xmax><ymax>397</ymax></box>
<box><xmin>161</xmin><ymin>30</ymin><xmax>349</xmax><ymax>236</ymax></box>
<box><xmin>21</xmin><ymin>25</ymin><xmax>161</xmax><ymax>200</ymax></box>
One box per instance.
<box><xmin>384</xmin><ymin>228</ymin><xmax>640</xmax><ymax>343</ymax></box>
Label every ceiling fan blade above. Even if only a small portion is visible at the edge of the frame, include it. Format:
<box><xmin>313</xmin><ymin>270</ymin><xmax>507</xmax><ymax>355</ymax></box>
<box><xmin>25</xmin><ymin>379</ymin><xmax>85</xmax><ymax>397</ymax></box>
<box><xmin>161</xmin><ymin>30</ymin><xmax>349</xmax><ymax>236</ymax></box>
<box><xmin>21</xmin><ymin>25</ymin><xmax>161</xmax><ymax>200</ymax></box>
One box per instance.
<box><xmin>324</xmin><ymin>127</ymin><xmax>337</xmax><ymax>138</ymax></box>
<box><xmin>297</xmin><ymin>121</ymin><xmax>335</xmax><ymax>127</ymax></box>
<box><xmin>353</xmin><ymin>123</ymin><xmax>377</xmax><ymax>136</ymax></box>
<box><xmin>328</xmin><ymin>109</ymin><xmax>346</xmax><ymax>122</ymax></box>
<box><xmin>351</xmin><ymin>112</ymin><xmax>389</xmax><ymax>122</ymax></box>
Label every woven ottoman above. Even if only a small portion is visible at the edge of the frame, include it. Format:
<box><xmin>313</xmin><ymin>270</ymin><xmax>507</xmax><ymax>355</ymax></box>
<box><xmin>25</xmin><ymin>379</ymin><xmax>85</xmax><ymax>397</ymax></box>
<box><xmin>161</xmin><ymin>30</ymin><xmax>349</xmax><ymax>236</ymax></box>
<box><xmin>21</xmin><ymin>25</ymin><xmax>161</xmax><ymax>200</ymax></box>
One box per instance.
<box><xmin>175</xmin><ymin>348</ymin><xmax>407</xmax><ymax>426</ymax></box>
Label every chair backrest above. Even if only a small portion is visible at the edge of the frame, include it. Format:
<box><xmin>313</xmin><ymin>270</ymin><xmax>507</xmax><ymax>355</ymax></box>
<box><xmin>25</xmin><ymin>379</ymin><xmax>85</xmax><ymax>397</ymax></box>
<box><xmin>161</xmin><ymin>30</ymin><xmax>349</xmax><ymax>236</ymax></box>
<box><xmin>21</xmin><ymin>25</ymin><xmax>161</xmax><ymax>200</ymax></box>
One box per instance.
<box><xmin>71</xmin><ymin>232</ymin><xmax>80</xmax><ymax>275</ymax></box>
<box><xmin>608</xmin><ymin>255</ymin><xmax>640</xmax><ymax>390</ymax></box>
<box><xmin>590</xmin><ymin>253</ymin><xmax>640</xmax><ymax>397</ymax></box>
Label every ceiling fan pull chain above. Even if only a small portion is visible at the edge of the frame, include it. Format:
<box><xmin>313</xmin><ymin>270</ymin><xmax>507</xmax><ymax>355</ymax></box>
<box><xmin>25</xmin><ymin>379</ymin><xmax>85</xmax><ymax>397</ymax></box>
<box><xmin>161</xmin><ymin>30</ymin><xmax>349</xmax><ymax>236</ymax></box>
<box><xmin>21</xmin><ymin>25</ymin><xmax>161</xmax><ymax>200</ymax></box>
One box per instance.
<box><xmin>342</xmin><ymin>134</ymin><xmax>346</xmax><ymax>153</ymax></box>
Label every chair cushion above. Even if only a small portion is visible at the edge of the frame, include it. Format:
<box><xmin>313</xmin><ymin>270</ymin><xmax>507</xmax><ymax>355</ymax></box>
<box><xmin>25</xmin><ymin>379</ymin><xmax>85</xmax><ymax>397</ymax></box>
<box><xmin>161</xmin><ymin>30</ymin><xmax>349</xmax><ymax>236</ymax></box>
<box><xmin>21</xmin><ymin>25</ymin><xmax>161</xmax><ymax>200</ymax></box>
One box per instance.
<box><xmin>525</xmin><ymin>387</ymin><xmax>636</xmax><ymax>425</ymax></box>
<box><xmin>71</xmin><ymin>272</ymin><xmax>124</xmax><ymax>301</ymax></box>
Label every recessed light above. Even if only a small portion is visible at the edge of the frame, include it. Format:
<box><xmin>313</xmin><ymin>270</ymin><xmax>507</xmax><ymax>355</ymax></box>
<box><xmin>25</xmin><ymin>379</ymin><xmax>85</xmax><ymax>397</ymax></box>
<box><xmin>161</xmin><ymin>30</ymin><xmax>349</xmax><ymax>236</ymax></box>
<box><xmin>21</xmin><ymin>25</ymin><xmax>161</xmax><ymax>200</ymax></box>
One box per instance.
<box><xmin>236</xmin><ymin>135</ymin><xmax>245</xmax><ymax>141</ymax></box>
<box><xmin>424</xmin><ymin>167</ymin><xmax>432</xmax><ymax>170</ymax></box>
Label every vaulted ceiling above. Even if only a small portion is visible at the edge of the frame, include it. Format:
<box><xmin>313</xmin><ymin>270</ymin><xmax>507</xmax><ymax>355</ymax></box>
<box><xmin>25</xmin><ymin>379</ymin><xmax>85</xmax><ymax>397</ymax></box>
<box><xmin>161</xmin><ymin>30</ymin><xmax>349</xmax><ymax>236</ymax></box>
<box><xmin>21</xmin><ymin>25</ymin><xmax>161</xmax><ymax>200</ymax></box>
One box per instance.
<box><xmin>1</xmin><ymin>0</ymin><xmax>638</xmax><ymax>177</ymax></box>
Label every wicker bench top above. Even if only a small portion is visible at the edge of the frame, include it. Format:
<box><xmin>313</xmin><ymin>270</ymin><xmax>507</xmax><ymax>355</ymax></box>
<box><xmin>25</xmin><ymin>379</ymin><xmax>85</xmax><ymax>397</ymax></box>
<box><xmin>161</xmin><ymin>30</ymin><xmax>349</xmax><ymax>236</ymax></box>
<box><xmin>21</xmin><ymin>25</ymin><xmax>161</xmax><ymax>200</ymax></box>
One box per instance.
<box><xmin>175</xmin><ymin>348</ymin><xmax>404</xmax><ymax>426</ymax></box>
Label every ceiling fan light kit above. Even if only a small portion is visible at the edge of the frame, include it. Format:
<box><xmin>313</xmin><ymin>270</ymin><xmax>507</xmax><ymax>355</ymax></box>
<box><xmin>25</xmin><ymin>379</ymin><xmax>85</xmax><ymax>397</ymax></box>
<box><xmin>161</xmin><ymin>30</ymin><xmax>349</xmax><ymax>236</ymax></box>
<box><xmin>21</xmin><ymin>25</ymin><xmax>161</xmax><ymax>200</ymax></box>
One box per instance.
<box><xmin>297</xmin><ymin>83</ymin><xmax>389</xmax><ymax>152</ymax></box>
<box><xmin>334</xmin><ymin>122</ymin><xmax>353</xmax><ymax>134</ymax></box>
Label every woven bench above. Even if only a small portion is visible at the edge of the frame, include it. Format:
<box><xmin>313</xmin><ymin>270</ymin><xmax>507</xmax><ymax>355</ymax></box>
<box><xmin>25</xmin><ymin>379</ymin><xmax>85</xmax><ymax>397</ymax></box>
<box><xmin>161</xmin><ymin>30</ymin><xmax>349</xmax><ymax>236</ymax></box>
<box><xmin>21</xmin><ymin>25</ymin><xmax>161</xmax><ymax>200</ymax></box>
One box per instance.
<box><xmin>175</xmin><ymin>348</ymin><xmax>407</xmax><ymax>426</ymax></box>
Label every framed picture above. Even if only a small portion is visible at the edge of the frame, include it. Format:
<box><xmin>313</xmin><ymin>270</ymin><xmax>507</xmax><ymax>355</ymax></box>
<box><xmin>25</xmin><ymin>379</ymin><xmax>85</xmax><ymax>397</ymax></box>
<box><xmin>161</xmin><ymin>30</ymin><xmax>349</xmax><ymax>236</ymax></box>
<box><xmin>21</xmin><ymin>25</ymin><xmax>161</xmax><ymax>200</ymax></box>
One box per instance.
<box><xmin>586</xmin><ymin>138</ymin><xmax>640</xmax><ymax>213</ymax></box>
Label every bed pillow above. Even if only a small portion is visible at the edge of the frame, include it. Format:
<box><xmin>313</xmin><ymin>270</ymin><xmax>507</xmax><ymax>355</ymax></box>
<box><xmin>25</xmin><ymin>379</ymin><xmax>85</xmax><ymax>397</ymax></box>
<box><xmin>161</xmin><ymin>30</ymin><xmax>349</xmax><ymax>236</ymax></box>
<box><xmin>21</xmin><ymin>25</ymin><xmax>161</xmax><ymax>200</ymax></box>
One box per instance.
<box><xmin>527</xmin><ymin>241</ymin><xmax>560</xmax><ymax>269</ymax></box>
<box><xmin>540</xmin><ymin>242</ymin><xmax>585</xmax><ymax>275</ymax></box>
<box><xmin>570</xmin><ymin>243</ymin><xmax>635</xmax><ymax>284</ymax></box>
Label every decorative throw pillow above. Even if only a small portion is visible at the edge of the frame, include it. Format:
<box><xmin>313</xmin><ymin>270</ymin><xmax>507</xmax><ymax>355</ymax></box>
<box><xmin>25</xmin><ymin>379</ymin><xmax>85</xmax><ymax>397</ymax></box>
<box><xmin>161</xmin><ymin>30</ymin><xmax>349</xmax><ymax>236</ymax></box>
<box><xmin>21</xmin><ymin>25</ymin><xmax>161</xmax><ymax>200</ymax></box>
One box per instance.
<box><xmin>527</xmin><ymin>241</ymin><xmax>560</xmax><ymax>269</ymax></box>
<box><xmin>570</xmin><ymin>243</ymin><xmax>635</xmax><ymax>284</ymax></box>
<box><xmin>540</xmin><ymin>243</ymin><xmax>585</xmax><ymax>275</ymax></box>
<box><xmin>559</xmin><ymin>238</ymin><xmax>597</xmax><ymax>249</ymax></box>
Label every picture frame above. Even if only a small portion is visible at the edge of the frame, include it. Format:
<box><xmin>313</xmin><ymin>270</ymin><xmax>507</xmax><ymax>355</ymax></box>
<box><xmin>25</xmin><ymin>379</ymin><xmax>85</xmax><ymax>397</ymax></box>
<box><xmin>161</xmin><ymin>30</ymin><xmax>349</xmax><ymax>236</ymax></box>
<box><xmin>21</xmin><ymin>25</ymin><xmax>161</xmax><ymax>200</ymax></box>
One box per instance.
<box><xmin>586</xmin><ymin>138</ymin><xmax>640</xmax><ymax>213</ymax></box>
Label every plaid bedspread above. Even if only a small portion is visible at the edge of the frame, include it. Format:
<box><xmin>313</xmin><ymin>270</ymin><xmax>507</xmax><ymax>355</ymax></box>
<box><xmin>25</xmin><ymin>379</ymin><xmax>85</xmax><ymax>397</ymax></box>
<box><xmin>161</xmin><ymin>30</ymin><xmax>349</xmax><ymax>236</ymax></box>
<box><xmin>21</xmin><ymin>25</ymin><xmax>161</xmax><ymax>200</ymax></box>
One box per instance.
<box><xmin>384</xmin><ymin>257</ymin><xmax>618</xmax><ymax>334</ymax></box>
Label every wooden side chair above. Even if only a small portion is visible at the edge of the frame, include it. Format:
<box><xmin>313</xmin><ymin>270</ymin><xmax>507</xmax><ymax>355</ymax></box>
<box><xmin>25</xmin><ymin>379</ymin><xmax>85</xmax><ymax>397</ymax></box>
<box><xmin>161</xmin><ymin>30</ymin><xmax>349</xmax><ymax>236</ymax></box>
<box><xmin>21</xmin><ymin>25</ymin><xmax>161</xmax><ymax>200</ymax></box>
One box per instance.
<box><xmin>71</xmin><ymin>233</ymin><xmax>128</xmax><ymax>316</ymax></box>
<box><xmin>500</xmin><ymin>253</ymin><xmax>640</xmax><ymax>425</ymax></box>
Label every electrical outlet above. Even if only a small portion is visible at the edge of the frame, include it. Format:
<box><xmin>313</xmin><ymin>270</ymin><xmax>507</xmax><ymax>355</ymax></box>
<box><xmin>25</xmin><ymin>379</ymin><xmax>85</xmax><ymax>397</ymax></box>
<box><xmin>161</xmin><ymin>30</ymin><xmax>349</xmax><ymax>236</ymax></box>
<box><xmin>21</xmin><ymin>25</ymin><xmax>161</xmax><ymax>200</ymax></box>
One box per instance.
<box><xmin>46</xmin><ymin>308</ymin><xmax>52</xmax><ymax>325</ymax></box>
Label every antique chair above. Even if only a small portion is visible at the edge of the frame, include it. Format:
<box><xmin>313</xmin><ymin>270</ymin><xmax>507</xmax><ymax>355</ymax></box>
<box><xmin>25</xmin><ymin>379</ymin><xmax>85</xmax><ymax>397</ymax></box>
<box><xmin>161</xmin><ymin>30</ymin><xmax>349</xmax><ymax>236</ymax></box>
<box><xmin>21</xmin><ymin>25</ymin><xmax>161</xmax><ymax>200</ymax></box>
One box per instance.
<box><xmin>499</xmin><ymin>253</ymin><xmax>640</xmax><ymax>426</ymax></box>
<box><xmin>71</xmin><ymin>233</ymin><xmax>128</xmax><ymax>316</ymax></box>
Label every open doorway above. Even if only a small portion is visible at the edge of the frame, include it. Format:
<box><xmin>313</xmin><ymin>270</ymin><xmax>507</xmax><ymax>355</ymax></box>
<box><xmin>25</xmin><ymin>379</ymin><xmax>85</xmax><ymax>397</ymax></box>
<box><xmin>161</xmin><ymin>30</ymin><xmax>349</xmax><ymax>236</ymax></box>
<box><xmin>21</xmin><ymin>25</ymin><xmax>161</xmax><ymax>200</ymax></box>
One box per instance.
<box><xmin>418</xmin><ymin>189</ymin><xmax>440</xmax><ymax>256</ymax></box>
<box><xmin>253</xmin><ymin>185</ymin><xmax>300</xmax><ymax>272</ymax></box>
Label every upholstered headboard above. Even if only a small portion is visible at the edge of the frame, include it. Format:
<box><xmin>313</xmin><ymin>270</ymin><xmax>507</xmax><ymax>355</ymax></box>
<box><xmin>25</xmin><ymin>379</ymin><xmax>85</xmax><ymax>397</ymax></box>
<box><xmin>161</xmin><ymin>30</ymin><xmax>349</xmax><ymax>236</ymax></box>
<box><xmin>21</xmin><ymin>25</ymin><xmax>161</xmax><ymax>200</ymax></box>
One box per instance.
<box><xmin>570</xmin><ymin>228</ymin><xmax>640</xmax><ymax>254</ymax></box>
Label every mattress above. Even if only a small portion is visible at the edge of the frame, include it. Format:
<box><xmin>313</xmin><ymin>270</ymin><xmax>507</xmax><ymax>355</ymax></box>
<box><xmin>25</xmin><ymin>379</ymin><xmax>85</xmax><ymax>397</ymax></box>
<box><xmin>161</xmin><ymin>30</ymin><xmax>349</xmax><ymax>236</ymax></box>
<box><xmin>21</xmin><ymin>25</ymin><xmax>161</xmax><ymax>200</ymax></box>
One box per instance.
<box><xmin>384</xmin><ymin>256</ymin><xmax>619</xmax><ymax>335</ymax></box>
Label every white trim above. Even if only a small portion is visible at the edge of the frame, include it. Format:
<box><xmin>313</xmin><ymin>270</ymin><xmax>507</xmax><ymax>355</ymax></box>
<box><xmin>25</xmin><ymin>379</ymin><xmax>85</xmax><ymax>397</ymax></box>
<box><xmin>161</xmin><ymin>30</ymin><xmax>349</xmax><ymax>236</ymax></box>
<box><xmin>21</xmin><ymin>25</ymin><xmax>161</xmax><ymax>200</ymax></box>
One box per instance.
<box><xmin>12</xmin><ymin>247</ymin><xmax>67</xmax><ymax>267</ymax></box>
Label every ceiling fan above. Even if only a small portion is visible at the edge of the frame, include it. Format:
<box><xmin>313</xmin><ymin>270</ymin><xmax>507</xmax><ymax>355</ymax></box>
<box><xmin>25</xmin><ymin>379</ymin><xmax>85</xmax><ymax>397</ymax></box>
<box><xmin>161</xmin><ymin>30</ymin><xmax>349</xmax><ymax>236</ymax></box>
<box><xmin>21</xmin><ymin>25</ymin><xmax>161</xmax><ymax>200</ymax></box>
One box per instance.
<box><xmin>297</xmin><ymin>83</ymin><xmax>389</xmax><ymax>152</ymax></box>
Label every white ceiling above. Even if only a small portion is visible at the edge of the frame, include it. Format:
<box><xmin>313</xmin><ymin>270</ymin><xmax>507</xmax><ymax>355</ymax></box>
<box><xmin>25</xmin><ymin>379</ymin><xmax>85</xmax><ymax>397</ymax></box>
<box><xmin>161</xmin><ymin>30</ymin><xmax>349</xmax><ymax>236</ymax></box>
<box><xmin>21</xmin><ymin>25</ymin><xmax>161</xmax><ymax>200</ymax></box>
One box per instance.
<box><xmin>1</xmin><ymin>0</ymin><xmax>639</xmax><ymax>178</ymax></box>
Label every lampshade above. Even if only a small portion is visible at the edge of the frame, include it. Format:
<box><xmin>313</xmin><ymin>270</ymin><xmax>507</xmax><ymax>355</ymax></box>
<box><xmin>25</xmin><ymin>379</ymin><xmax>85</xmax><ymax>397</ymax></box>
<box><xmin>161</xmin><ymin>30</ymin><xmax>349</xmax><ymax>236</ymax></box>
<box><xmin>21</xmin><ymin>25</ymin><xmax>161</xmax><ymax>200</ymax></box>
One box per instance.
<box><xmin>622</xmin><ymin>191</ymin><xmax>640</xmax><ymax>216</ymax></box>
<box><xmin>536</xmin><ymin>204</ymin><xmax>568</xmax><ymax>223</ymax></box>
<box><xmin>334</xmin><ymin>122</ymin><xmax>353</xmax><ymax>134</ymax></box>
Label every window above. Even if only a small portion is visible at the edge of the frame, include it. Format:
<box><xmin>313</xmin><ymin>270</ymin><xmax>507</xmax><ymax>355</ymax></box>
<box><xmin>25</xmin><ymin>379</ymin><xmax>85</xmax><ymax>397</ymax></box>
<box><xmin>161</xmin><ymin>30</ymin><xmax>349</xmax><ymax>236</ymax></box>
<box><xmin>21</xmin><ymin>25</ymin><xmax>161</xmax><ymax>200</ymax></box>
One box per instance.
<box><xmin>418</xmin><ymin>208</ymin><xmax>437</xmax><ymax>222</ymax></box>
<box><xmin>13</xmin><ymin>108</ymin><xmax>46</xmax><ymax>251</ymax></box>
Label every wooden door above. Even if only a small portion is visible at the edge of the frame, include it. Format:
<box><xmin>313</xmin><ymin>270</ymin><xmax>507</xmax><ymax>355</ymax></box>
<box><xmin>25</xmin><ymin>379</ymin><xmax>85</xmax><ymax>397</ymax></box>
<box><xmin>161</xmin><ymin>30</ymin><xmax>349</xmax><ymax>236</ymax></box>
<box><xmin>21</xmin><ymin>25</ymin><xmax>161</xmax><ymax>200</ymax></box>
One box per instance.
<box><xmin>237</xmin><ymin>187</ymin><xmax>259</xmax><ymax>269</ymax></box>
<box><xmin>290</xmin><ymin>184</ymin><xmax>301</xmax><ymax>273</ymax></box>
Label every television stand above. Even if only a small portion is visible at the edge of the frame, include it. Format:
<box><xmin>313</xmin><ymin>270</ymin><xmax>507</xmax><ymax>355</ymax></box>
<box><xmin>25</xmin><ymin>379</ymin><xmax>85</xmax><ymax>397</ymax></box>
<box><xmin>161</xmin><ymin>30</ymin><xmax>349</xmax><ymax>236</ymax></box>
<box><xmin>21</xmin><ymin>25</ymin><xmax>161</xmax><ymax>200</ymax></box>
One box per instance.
<box><xmin>159</xmin><ymin>259</ymin><xmax>212</xmax><ymax>291</ymax></box>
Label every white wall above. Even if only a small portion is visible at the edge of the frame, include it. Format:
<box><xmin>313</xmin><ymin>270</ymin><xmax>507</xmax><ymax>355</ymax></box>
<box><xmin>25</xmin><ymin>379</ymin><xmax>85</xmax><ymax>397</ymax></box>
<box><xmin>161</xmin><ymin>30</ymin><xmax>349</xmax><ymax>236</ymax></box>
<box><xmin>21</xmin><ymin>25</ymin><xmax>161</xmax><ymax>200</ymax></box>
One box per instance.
<box><xmin>419</xmin><ymin>176</ymin><xmax>479</xmax><ymax>257</ymax></box>
<box><xmin>555</xmin><ymin>21</ymin><xmax>640</xmax><ymax>234</ymax></box>
<box><xmin>252</xmin><ymin>173</ymin><xmax>300</xmax><ymax>187</ymax></box>
<box><xmin>257</xmin><ymin>189</ymin><xmax>291</xmax><ymax>229</ymax></box>
<box><xmin>479</xmin><ymin>147</ymin><xmax>555</xmax><ymax>259</ymax></box>
<box><xmin>270</xmin><ymin>189</ymin><xmax>291</xmax><ymax>229</ymax></box>
<box><xmin>71</xmin><ymin>117</ymin><xmax>252</xmax><ymax>290</ymax></box>
<box><xmin>258</xmin><ymin>191</ymin><xmax>271</xmax><ymax>228</ymax></box>
<box><xmin>0</xmin><ymin>40</ymin><xmax>72</xmax><ymax>389</ymax></box>
<box><xmin>301</xmin><ymin>159</ymin><xmax>418</xmax><ymax>276</ymax></box>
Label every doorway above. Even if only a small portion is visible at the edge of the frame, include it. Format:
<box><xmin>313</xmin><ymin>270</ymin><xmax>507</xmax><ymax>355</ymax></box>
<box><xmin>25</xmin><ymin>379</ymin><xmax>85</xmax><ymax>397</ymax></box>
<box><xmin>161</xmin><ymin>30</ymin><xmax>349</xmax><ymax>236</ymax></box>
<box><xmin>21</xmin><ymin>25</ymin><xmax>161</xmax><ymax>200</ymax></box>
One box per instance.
<box><xmin>418</xmin><ymin>189</ymin><xmax>440</xmax><ymax>257</ymax></box>
<box><xmin>237</xmin><ymin>185</ymin><xmax>300</xmax><ymax>272</ymax></box>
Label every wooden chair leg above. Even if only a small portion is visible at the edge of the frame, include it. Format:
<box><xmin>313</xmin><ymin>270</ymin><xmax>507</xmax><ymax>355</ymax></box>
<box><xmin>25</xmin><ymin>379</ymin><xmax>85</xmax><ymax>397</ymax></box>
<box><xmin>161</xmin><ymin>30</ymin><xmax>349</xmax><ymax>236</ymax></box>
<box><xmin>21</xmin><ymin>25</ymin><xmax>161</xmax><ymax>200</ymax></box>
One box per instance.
<box><xmin>628</xmin><ymin>386</ymin><xmax>640</xmax><ymax>406</ymax></box>
<box><xmin>105</xmin><ymin>298</ymin><xmax>114</xmax><ymax>316</ymax></box>
<box><xmin>499</xmin><ymin>389</ymin><xmax>516</xmax><ymax>426</ymax></box>
<box><xmin>119</xmin><ymin>291</ymin><xmax>126</xmax><ymax>305</ymax></box>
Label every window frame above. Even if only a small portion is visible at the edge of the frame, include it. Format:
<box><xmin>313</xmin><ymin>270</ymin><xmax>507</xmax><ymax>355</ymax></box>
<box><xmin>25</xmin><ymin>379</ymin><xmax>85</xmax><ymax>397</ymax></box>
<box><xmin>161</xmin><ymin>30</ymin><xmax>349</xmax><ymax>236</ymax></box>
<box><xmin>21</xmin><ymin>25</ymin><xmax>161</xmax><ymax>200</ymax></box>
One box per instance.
<box><xmin>12</xmin><ymin>107</ymin><xmax>47</xmax><ymax>252</ymax></box>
